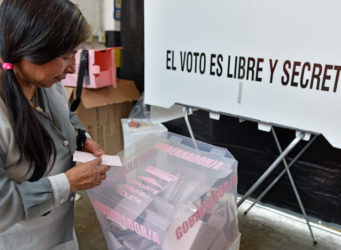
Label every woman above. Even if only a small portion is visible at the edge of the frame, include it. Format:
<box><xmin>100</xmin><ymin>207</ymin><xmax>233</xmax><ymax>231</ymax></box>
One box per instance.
<box><xmin>0</xmin><ymin>0</ymin><xmax>109</xmax><ymax>249</ymax></box>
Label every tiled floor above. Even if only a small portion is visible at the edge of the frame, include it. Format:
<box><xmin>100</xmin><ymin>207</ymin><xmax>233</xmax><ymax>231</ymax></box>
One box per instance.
<box><xmin>238</xmin><ymin>199</ymin><xmax>341</xmax><ymax>250</ymax></box>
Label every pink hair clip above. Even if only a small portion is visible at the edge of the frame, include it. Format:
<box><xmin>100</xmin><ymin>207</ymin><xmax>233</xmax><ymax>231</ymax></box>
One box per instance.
<box><xmin>2</xmin><ymin>62</ymin><xmax>14</xmax><ymax>70</ymax></box>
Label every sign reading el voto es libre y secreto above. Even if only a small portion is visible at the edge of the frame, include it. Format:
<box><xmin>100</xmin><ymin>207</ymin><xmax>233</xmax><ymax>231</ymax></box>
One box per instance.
<box><xmin>144</xmin><ymin>0</ymin><xmax>341</xmax><ymax>149</ymax></box>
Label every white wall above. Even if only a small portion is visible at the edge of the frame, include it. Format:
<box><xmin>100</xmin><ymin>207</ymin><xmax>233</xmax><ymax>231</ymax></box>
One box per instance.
<box><xmin>0</xmin><ymin>0</ymin><xmax>115</xmax><ymax>36</ymax></box>
<box><xmin>71</xmin><ymin>0</ymin><xmax>101</xmax><ymax>36</ymax></box>
<box><xmin>72</xmin><ymin>0</ymin><xmax>120</xmax><ymax>35</ymax></box>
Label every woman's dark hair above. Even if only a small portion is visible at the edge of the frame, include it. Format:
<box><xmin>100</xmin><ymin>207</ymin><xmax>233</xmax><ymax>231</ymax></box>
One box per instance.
<box><xmin>0</xmin><ymin>0</ymin><xmax>90</xmax><ymax>181</ymax></box>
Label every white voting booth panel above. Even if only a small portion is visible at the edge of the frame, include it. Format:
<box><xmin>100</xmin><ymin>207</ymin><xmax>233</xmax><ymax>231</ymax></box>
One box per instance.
<box><xmin>145</xmin><ymin>0</ymin><xmax>341</xmax><ymax>149</ymax></box>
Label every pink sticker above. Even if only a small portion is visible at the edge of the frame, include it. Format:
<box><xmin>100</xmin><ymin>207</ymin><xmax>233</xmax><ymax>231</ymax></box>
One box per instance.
<box><xmin>138</xmin><ymin>176</ymin><xmax>163</xmax><ymax>189</ymax></box>
<box><xmin>145</xmin><ymin>165</ymin><xmax>179</xmax><ymax>182</ymax></box>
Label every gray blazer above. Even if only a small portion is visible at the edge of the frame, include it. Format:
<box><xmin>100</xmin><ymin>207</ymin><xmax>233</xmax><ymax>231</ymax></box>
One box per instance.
<box><xmin>0</xmin><ymin>83</ymin><xmax>85</xmax><ymax>250</ymax></box>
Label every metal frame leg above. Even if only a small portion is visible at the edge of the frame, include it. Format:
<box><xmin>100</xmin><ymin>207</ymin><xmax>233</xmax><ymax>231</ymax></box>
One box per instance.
<box><xmin>184</xmin><ymin>107</ymin><xmax>198</xmax><ymax>149</ymax></box>
<box><xmin>243</xmin><ymin>130</ymin><xmax>318</xmax><ymax>244</ymax></box>
<box><xmin>244</xmin><ymin>134</ymin><xmax>318</xmax><ymax>214</ymax></box>
<box><xmin>237</xmin><ymin>132</ymin><xmax>305</xmax><ymax>207</ymax></box>
<box><xmin>272</xmin><ymin>129</ymin><xmax>317</xmax><ymax>244</ymax></box>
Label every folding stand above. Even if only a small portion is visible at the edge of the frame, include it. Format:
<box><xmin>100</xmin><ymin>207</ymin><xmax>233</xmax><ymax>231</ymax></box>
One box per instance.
<box><xmin>182</xmin><ymin>107</ymin><xmax>319</xmax><ymax>244</ymax></box>
<box><xmin>240</xmin><ymin>128</ymin><xmax>319</xmax><ymax>245</ymax></box>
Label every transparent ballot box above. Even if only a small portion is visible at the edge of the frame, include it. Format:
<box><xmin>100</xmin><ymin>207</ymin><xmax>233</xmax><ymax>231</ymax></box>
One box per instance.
<box><xmin>87</xmin><ymin>133</ymin><xmax>240</xmax><ymax>250</ymax></box>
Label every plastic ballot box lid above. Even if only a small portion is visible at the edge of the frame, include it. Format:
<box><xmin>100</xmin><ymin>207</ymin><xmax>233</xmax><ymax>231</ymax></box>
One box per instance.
<box><xmin>87</xmin><ymin>132</ymin><xmax>240</xmax><ymax>250</ymax></box>
<box><xmin>121</xmin><ymin>118</ymin><xmax>168</xmax><ymax>149</ymax></box>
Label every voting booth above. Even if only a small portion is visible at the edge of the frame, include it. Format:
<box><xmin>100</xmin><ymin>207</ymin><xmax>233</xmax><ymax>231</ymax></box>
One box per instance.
<box><xmin>143</xmin><ymin>0</ymin><xmax>341</xmax><ymax>243</ymax></box>
<box><xmin>87</xmin><ymin>133</ymin><xmax>240</xmax><ymax>249</ymax></box>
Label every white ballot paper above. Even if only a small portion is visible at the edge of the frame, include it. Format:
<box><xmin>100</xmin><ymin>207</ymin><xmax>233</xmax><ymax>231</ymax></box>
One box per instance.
<box><xmin>73</xmin><ymin>151</ymin><xmax>123</xmax><ymax>167</ymax></box>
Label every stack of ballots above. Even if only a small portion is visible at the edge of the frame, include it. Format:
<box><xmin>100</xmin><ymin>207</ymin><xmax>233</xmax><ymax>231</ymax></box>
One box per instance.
<box><xmin>87</xmin><ymin>132</ymin><xmax>240</xmax><ymax>250</ymax></box>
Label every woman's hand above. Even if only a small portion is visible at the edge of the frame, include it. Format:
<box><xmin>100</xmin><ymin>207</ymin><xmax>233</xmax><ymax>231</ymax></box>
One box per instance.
<box><xmin>82</xmin><ymin>138</ymin><xmax>105</xmax><ymax>157</ymax></box>
<box><xmin>65</xmin><ymin>158</ymin><xmax>109</xmax><ymax>194</ymax></box>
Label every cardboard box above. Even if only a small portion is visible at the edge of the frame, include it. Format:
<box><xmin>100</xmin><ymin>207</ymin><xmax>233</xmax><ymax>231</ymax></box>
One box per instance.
<box><xmin>87</xmin><ymin>133</ymin><xmax>240</xmax><ymax>249</ymax></box>
<box><xmin>65</xmin><ymin>79</ymin><xmax>140</xmax><ymax>154</ymax></box>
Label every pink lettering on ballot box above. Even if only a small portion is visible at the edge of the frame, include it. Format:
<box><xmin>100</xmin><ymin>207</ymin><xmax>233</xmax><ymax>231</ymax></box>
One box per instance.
<box><xmin>62</xmin><ymin>48</ymin><xmax>119</xmax><ymax>89</ymax></box>
<box><xmin>87</xmin><ymin>133</ymin><xmax>240</xmax><ymax>250</ymax></box>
